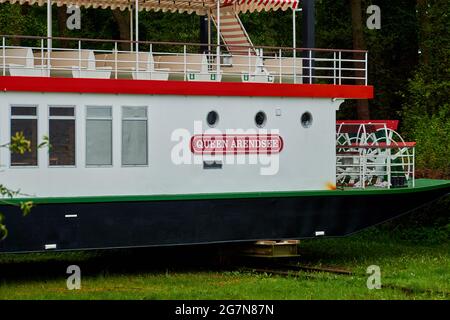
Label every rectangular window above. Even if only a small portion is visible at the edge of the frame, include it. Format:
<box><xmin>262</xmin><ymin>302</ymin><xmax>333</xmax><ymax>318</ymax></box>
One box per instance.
<box><xmin>10</xmin><ymin>106</ymin><xmax>38</xmax><ymax>166</ymax></box>
<box><xmin>122</xmin><ymin>106</ymin><xmax>148</xmax><ymax>166</ymax></box>
<box><xmin>49</xmin><ymin>106</ymin><xmax>76</xmax><ymax>166</ymax></box>
<box><xmin>86</xmin><ymin>106</ymin><xmax>112</xmax><ymax>166</ymax></box>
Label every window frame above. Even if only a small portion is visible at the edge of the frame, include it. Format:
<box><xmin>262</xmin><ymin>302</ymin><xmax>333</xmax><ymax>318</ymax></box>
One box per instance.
<box><xmin>48</xmin><ymin>105</ymin><xmax>77</xmax><ymax>168</ymax></box>
<box><xmin>121</xmin><ymin>106</ymin><xmax>149</xmax><ymax>167</ymax></box>
<box><xmin>85</xmin><ymin>105</ymin><xmax>113</xmax><ymax>168</ymax></box>
<box><xmin>9</xmin><ymin>104</ymin><xmax>39</xmax><ymax>168</ymax></box>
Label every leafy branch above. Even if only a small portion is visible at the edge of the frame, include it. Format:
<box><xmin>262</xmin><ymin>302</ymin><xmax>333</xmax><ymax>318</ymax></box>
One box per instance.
<box><xmin>0</xmin><ymin>134</ymin><xmax>49</xmax><ymax>241</ymax></box>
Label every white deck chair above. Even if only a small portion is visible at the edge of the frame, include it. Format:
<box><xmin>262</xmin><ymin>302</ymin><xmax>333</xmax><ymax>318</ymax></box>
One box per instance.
<box><xmin>155</xmin><ymin>53</ymin><xmax>220</xmax><ymax>81</ymax></box>
<box><xmin>264</xmin><ymin>57</ymin><xmax>303</xmax><ymax>84</ymax></box>
<box><xmin>220</xmin><ymin>55</ymin><xmax>274</xmax><ymax>83</ymax></box>
<box><xmin>96</xmin><ymin>52</ymin><xmax>169</xmax><ymax>80</ymax></box>
<box><xmin>35</xmin><ymin>50</ymin><xmax>111</xmax><ymax>79</ymax></box>
<box><xmin>1</xmin><ymin>48</ymin><xmax>48</xmax><ymax>77</ymax></box>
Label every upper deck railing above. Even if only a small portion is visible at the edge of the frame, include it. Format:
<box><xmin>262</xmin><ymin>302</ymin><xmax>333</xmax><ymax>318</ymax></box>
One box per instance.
<box><xmin>0</xmin><ymin>35</ymin><xmax>368</xmax><ymax>85</ymax></box>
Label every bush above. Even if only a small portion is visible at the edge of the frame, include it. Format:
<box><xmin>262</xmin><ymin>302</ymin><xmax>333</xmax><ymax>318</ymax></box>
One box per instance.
<box><xmin>405</xmin><ymin>105</ymin><xmax>450</xmax><ymax>178</ymax></box>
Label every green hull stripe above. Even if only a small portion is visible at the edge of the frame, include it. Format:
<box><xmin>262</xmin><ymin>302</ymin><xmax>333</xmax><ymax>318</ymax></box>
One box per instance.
<box><xmin>2</xmin><ymin>179</ymin><xmax>449</xmax><ymax>205</ymax></box>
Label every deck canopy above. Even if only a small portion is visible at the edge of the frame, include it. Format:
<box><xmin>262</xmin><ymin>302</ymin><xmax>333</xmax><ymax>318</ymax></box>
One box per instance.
<box><xmin>0</xmin><ymin>0</ymin><xmax>299</xmax><ymax>15</ymax></box>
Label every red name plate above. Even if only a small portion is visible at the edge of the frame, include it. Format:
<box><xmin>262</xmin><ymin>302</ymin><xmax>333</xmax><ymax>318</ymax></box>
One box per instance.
<box><xmin>190</xmin><ymin>134</ymin><xmax>284</xmax><ymax>155</ymax></box>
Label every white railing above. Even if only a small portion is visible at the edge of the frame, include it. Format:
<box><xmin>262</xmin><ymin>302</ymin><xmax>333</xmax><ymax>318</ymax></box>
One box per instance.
<box><xmin>0</xmin><ymin>35</ymin><xmax>369</xmax><ymax>85</ymax></box>
<box><xmin>336</xmin><ymin>121</ymin><xmax>416</xmax><ymax>189</ymax></box>
<box><xmin>336</xmin><ymin>144</ymin><xmax>415</xmax><ymax>189</ymax></box>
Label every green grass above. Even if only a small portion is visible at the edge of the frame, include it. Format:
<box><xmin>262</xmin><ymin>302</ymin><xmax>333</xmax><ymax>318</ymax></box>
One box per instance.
<box><xmin>0</xmin><ymin>225</ymin><xmax>449</xmax><ymax>300</ymax></box>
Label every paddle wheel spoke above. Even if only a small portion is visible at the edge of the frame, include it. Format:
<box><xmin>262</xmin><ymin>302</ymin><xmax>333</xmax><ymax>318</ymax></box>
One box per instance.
<box><xmin>336</xmin><ymin>121</ymin><xmax>416</xmax><ymax>189</ymax></box>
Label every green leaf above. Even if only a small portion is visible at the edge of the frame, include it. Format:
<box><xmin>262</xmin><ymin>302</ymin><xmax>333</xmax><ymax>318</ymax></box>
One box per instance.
<box><xmin>0</xmin><ymin>213</ymin><xmax>7</xmax><ymax>241</ymax></box>
<box><xmin>9</xmin><ymin>132</ymin><xmax>31</xmax><ymax>155</ymax></box>
<box><xmin>0</xmin><ymin>184</ymin><xmax>20</xmax><ymax>198</ymax></box>
<box><xmin>20</xmin><ymin>201</ymin><xmax>34</xmax><ymax>217</ymax></box>
<box><xmin>38</xmin><ymin>135</ymin><xmax>50</xmax><ymax>149</ymax></box>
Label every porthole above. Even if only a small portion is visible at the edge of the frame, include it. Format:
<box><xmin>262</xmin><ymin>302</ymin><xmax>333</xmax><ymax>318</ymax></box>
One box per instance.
<box><xmin>255</xmin><ymin>111</ymin><xmax>267</xmax><ymax>128</ymax></box>
<box><xmin>301</xmin><ymin>112</ymin><xmax>313</xmax><ymax>128</ymax></box>
<box><xmin>206</xmin><ymin>111</ymin><xmax>219</xmax><ymax>127</ymax></box>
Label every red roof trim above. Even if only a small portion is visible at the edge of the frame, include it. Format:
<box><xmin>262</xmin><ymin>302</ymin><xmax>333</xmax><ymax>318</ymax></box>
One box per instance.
<box><xmin>337</xmin><ymin>142</ymin><xmax>416</xmax><ymax>149</ymax></box>
<box><xmin>0</xmin><ymin>76</ymin><xmax>374</xmax><ymax>99</ymax></box>
<box><xmin>336</xmin><ymin>120</ymin><xmax>399</xmax><ymax>131</ymax></box>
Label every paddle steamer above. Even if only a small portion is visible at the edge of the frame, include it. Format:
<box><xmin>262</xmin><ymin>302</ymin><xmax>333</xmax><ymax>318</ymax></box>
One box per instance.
<box><xmin>0</xmin><ymin>0</ymin><xmax>448</xmax><ymax>253</ymax></box>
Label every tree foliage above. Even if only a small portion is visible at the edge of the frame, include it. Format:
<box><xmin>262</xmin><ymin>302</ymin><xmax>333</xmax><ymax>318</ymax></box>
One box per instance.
<box><xmin>402</xmin><ymin>0</ymin><xmax>450</xmax><ymax>178</ymax></box>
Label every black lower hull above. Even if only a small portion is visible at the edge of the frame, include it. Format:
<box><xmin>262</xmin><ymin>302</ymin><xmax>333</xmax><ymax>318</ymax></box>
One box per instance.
<box><xmin>1</xmin><ymin>186</ymin><xmax>449</xmax><ymax>253</ymax></box>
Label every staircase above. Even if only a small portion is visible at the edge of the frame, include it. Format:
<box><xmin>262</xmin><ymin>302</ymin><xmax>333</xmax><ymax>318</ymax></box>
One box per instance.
<box><xmin>212</xmin><ymin>7</ymin><xmax>256</xmax><ymax>56</ymax></box>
